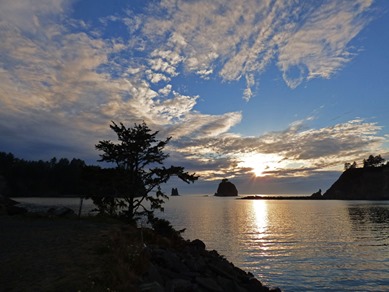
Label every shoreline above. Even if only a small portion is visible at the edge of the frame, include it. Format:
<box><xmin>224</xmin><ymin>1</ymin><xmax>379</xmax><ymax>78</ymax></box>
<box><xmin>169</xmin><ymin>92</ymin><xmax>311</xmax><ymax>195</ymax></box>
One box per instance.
<box><xmin>0</xmin><ymin>212</ymin><xmax>281</xmax><ymax>291</ymax></box>
<box><xmin>240</xmin><ymin>195</ymin><xmax>318</xmax><ymax>200</ymax></box>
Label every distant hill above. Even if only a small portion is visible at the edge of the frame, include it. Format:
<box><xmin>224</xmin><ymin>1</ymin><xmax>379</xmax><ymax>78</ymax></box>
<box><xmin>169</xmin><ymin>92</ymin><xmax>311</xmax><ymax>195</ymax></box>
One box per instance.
<box><xmin>323</xmin><ymin>166</ymin><xmax>389</xmax><ymax>200</ymax></box>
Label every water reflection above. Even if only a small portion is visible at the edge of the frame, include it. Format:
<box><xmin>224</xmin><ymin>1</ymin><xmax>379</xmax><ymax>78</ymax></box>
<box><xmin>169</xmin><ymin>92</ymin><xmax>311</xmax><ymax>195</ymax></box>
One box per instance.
<box><xmin>252</xmin><ymin>200</ymin><xmax>268</xmax><ymax>234</ymax></box>
<box><xmin>160</xmin><ymin>198</ymin><xmax>389</xmax><ymax>291</ymax></box>
<box><xmin>347</xmin><ymin>203</ymin><xmax>389</xmax><ymax>247</ymax></box>
<box><xmin>348</xmin><ymin>204</ymin><xmax>389</xmax><ymax>224</ymax></box>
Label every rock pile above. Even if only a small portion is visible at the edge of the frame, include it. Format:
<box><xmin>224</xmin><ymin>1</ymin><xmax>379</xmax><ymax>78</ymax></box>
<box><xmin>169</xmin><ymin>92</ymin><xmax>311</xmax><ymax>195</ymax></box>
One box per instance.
<box><xmin>139</xmin><ymin>238</ymin><xmax>280</xmax><ymax>292</ymax></box>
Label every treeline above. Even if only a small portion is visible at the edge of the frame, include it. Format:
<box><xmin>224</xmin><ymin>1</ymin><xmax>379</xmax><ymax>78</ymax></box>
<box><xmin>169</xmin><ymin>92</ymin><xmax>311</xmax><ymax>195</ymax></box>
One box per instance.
<box><xmin>0</xmin><ymin>152</ymin><xmax>90</xmax><ymax>197</ymax></box>
<box><xmin>344</xmin><ymin>154</ymin><xmax>388</xmax><ymax>170</ymax></box>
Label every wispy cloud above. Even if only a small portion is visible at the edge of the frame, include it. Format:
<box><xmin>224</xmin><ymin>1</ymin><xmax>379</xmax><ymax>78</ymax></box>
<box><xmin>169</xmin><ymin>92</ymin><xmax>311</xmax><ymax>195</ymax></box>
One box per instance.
<box><xmin>278</xmin><ymin>0</ymin><xmax>373</xmax><ymax>88</ymax></box>
<box><xmin>0</xmin><ymin>0</ymin><xmax>385</xmax><ymax>188</ymax></box>
<box><xmin>172</xmin><ymin>118</ymin><xmax>385</xmax><ymax>180</ymax></box>
<box><xmin>0</xmin><ymin>0</ymin><xmax>72</xmax><ymax>32</ymax></box>
<box><xmin>138</xmin><ymin>0</ymin><xmax>373</xmax><ymax>98</ymax></box>
<box><xmin>0</xmin><ymin>0</ymin><xmax>243</xmax><ymax>160</ymax></box>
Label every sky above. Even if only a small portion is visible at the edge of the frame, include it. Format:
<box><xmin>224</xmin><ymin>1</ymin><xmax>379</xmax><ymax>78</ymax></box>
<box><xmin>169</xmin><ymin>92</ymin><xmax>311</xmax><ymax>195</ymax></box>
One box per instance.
<box><xmin>1</xmin><ymin>0</ymin><xmax>389</xmax><ymax>195</ymax></box>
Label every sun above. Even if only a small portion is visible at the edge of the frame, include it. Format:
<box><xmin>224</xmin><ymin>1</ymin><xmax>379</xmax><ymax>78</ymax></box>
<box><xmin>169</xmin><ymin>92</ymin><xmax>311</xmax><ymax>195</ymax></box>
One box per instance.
<box><xmin>251</xmin><ymin>163</ymin><xmax>268</xmax><ymax>177</ymax></box>
<box><xmin>238</xmin><ymin>153</ymin><xmax>282</xmax><ymax>177</ymax></box>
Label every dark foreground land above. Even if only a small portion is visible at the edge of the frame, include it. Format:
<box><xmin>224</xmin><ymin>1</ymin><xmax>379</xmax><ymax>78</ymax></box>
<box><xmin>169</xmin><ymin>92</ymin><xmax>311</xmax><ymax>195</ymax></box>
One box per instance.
<box><xmin>0</xmin><ymin>214</ymin><xmax>280</xmax><ymax>291</ymax></box>
<box><xmin>0</xmin><ymin>215</ymin><xmax>113</xmax><ymax>291</ymax></box>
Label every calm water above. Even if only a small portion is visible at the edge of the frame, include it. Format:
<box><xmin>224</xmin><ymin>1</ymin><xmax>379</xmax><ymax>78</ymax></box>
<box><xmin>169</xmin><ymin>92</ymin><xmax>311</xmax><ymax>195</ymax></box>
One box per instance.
<box><xmin>16</xmin><ymin>196</ymin><xmax>389</xmax><ymax>291</ymax></box>
<box><xmin>159</xmin><ymin>196</ymin><xmax>389</xmax><ymax>291</ymax></box>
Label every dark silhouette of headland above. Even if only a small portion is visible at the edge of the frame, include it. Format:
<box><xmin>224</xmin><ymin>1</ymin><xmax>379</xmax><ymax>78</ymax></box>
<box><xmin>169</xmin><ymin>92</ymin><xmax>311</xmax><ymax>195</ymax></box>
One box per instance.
<box><xmin>323</xmin><ymin>155</ymin><xmax>389</xmax><ymax>200</ymax></box>
<box><xmin>242</xmin><ymin>155</ymin><xmax>389</xmax><ymax>201</ymax></box>
<box><xmin>323</xmin><ymin>166</ymin><xmax>389</xmax><ymax>200</ymax></box>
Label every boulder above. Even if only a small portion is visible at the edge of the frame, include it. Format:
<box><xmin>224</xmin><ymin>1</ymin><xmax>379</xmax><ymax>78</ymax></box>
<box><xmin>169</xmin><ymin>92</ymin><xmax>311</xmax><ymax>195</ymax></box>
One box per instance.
<box><xmin>189</xmin><ymin>239</ymin><xmax>206</xmax><ymax>250</ymax></box>
<box><xmin>166</xmin><ymin>279</ymin><xmax>195</xmax><ymax>291</ymax></box>
<box><xmin>215</xmin><ymin>179</ymin><xmax>238</xmax><ymax>197</ymax></box>
<box><xmin>196</xmin><ymin>276</ymin><xmax>223</xmax><ymax>292</ymax></box>
<box><xmin>138</xmin><ymin>281</ymin><xmax>164</xmax><ymax>292</ymax></box>
<box><xmin>138</xmin><ymin>235</ymin><xmax>280</xmax><ymax>291</ymax></box>
<box><xmin>144</xmin><ymin>264</ymin><xmax>164</xmax><ymax>286</ymax></box>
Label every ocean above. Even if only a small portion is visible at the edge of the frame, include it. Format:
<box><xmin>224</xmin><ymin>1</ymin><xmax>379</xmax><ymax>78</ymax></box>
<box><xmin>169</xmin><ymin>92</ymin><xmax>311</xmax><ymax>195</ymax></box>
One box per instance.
<box><xmin>15</xmin><ymin>195</ymin><xmax>389</xmax><ymax>291</ymax></box>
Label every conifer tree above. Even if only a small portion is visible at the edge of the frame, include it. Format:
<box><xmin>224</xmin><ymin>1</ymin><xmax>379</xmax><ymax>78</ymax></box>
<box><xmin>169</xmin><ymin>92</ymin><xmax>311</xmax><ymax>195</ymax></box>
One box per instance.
<box><xmin>95</xmin><ymin>121</ymin><xmax>198</xmax><ymax>222</ymax></box>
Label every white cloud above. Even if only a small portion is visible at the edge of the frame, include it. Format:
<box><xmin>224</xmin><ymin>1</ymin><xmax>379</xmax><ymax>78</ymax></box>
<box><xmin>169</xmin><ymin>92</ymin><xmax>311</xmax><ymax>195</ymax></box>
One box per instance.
<box><xmin>146</xmin><ymin>70</ymin><xmax>171</xmax><ymax>83</ymax></box>
<box><xmin>170</xmin><ymin>118</ymin><xmax>385</xmax><ymax>180</ymax></box>
<box><xmin>0</xmin><ymin>0</ymin><xmax>72</xmax><ymax>32</ymax></box>
<box><xmin>243</xmin><ymin>74</ymin><xmax>256</xmax><ymax>101</ymax></box>
<box><xmin>148</xmin><ymin>57</ymin><xmax>178</xmax><ymax>76</ymax></box>
<box><xmin>277</xmin><ymin>0</ymin><xmax>373</xmax><ymax>87</ymax></box>
<box><xmin>158</xmin><ymin>84</ymin><xmax>172</xmax><ymax>96</ymax></box>
<box><xmin>0</xmin><ymin>0</ymin><xmax>243</xmax><ymax>160</ymax></box>
<box><xmin>167</xmin><ymin>111</ymin><xmax>242</xmax><ymax>140</ymax></box>
<box><xmin>0</xmin><ymin>0</ymin><xmax>386</xmax><ymax>186</ymax></box>
<box><xmin>139</xmin><ymin>0</ymin><xmax>373</xmax><ymax>98</ymax></box>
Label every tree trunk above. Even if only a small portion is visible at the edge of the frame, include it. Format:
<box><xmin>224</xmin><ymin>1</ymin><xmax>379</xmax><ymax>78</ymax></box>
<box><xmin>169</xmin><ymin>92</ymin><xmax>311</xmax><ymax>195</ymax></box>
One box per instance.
<box><xmin>128</xmin><ymin>195</ymin><xmax>134</xmax><ymax>221</ymax></box>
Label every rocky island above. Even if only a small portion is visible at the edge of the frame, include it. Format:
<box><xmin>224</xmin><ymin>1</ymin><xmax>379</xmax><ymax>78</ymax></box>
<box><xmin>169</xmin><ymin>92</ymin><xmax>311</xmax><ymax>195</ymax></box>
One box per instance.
<box><xmin>214</xmin><ymin>179</ymin><xmax>238</xmax><ymax>197</ymax></box>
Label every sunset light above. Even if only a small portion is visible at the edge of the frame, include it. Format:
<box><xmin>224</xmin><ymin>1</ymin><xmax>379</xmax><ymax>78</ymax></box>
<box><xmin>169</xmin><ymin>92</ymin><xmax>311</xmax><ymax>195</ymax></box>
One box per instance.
<box><xmin>238</xmin><ymin>153</ymin><xmax>283</xmax><ymax>177</ymax></box>
<box><xmin>1</xmin><ymin>1</ymin><xmax>389</xmax><ymax>291</ymax></box>
<box><xmin>252</xmin><ymin>200</ymin><xmax>268</xmax><ymax>234</ymax></box>
<box><xmin>1</xmin><ymin>0</ymin><xmax>388</xmax><ymax>194</ymax></box>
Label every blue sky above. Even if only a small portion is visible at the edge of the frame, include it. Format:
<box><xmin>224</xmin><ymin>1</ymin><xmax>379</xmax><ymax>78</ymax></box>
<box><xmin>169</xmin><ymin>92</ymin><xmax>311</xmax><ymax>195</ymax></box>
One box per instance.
<box><xmin>1</xmin><ymin>0</ymin><xmax>389</xmax><ymax>194</ymax></box>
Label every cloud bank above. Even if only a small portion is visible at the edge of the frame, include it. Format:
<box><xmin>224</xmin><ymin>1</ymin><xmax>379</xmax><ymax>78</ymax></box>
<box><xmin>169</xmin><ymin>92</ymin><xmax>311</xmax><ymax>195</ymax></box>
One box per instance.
<box><xmin>0</xmin><ymin>0</ymin><xmax>386</xmax><ymax>193</ymax></box>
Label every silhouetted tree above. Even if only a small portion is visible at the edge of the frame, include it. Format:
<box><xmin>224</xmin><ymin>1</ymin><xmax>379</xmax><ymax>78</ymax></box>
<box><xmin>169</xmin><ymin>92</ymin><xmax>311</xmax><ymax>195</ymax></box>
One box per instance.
<box><xmin>94</xmin><ymin>121</ymin><xmax>198</xmax><ymax>222</ymax></box>
<box><xmin>344</xmin><ymin>161</ymin><xmax>357</xmax><ymax>171</ymax></box>
<box><xmin>363</xmin><ymin>155</ymin><xmax>385</xmax><ymax>168</ymax></box>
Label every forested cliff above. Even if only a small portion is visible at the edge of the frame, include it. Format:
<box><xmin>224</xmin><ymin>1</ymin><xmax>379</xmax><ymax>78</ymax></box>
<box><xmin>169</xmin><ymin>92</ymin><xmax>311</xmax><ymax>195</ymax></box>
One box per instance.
<box><xmin>323</xmin><ymin>165</ymin><xmax>389</xmax><ymax>200</ymax></box>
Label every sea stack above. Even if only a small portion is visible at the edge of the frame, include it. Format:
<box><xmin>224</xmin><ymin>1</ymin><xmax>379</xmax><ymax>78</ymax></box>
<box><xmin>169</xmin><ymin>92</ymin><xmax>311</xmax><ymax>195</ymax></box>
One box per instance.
<box><xmin>171</xmin><ymin>187</ymin><xmax>179</xmax><ymax>196</ymax></box>
<box><xmin>214</xmin><ymin>179</ymin><xmax>238</xmax><ymax>197</ymax></box>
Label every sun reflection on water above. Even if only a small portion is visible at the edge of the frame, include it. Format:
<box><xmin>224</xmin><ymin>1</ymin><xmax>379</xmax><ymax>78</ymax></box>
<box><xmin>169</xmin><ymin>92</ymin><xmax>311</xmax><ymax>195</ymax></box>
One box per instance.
<box><xmin>252</xmin><ymin>200</ymin><xmax>268</xmax><ymax>234</ymax></box>
<box><xmin>243</xmin><ymin>199</ymin><xmax>272</xmax><ymax>257</ymax></box>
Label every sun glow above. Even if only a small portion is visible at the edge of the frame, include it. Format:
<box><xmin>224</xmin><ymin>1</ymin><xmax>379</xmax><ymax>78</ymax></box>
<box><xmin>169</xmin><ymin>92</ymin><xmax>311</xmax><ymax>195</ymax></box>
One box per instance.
<box><xmin>238</xmin><ymin>153</ymin><xmax>283</xmax><ymax>177</ymax></box>
<box><xmin>252</xmin><ymin>200</ymin><xmax>268</xmax><ymax>234</ymax></box>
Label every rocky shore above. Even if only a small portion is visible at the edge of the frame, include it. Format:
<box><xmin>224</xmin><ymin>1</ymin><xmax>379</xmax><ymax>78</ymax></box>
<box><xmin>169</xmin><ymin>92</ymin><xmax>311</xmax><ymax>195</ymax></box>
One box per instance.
<box><xmin>1</xmin><ymin>197</ymin><xmax>281</xmax><ymax>291</ymax></box>
<box><xmin>138</xmin><ymin>238</ymin><xmax>280</xmax><ymax>292</ymax></box>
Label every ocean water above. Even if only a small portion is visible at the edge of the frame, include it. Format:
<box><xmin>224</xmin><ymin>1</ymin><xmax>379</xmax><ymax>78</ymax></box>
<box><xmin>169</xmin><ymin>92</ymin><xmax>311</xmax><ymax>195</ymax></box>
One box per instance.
<box><xmin>16</xmin><ymin>196</ymin><xmax>389</xmax><ymax>291</ymax></box>
<box><xmin>158</xmin><ymin>196</ymin><xmax>389</xmax><ymax>291</ymax></box>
